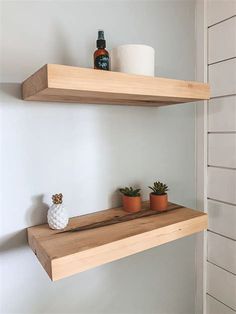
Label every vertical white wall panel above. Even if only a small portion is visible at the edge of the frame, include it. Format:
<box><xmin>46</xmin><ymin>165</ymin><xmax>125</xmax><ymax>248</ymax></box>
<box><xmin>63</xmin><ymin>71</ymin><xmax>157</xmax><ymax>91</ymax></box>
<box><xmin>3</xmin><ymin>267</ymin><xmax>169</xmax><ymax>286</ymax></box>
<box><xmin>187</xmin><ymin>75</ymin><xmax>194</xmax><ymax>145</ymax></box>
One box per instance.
<box><xmin>208</xmin><ymin>17</ymin><xmax>236</xmax><ymax>64</ymax></box>
<box><xmin>209</xmin><ymin>58</ymin><xmax>236</xmax><ymax>97</ymax></box>
<box><xmin>207</xmin><ymin>294</ymin><xmax>236</xmax><ymax>314</ymax></box>
<box><xmin>207</xmin><ymin>0</ymin><xmax>236</xmax><ymax>26</ymax></box>
<box><xmin>208</xmin><ymin>96</ymin><xmax>236</xmax><ymax>132</ymax></box>
<box><xmin>208</xmin><ymin>133</ymin><xmax>236</xmax><ymax>168</ymax></box>
<box><xmin>207</xmin><ymin>231</ymin><xmax>236</xmax><ymax>274</ymax></box>
<box><xmin>207</xmin><ymin>262</ymin><xmax>236</xmax><ymax>310</ymax></box>
<box><xmin>208</xmin><ymin>167</ymin><xmax>236</xmax><ymax>204</ymax></box>
<box><xmin>208</xmin><ymin>199</ymin><xmax>236</xmax><ymax>240</ymax></box>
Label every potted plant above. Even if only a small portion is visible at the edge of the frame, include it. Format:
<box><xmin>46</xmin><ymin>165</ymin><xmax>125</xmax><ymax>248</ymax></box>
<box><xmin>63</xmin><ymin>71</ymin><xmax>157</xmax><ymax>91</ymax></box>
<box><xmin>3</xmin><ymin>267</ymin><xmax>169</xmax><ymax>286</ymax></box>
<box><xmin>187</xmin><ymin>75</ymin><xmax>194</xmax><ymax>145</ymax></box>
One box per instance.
<box><xmin>149</xmin><ymin>181</ymin><xmax>168</xmax><ymax>211</ymax></box>
<box><xmin>119</xmin><ymin>187</ymin><xmax>142</xmax><ymax>213</ymax></box>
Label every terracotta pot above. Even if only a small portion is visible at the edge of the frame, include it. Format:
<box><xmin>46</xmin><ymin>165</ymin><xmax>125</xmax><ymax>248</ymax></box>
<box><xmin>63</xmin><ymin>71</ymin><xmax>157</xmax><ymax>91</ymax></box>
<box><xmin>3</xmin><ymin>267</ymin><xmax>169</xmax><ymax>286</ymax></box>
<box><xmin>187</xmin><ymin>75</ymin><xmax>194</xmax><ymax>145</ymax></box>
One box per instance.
<box><xmin>150</xmin><ymin>193</ymin><xmax>168</xmax><ymax>211</ymax></box>
<box><xmin>122</xmin><ymin>195</ymin><xmax>141</xmax><ymax>213</ymax></box>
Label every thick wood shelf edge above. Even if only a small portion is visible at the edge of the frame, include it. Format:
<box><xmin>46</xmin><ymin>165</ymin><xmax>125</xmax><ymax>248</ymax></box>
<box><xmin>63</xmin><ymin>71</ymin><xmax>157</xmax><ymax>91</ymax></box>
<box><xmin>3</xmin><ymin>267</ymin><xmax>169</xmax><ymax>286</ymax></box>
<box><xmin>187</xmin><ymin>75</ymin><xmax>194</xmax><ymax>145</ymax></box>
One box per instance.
<box><xmin>27</xmin><ymin>202</ymin><xmax>207</xmax><ymax>281</ymax></box>
<box><xmin>22</xmin><ymin>64</ymin><xmax>210</xmax><ymax>106</ymax></box>
<box><xmin>51</xmin><ymin>215</ymin><xmax>207</xmax><ymax>281</ymax></box>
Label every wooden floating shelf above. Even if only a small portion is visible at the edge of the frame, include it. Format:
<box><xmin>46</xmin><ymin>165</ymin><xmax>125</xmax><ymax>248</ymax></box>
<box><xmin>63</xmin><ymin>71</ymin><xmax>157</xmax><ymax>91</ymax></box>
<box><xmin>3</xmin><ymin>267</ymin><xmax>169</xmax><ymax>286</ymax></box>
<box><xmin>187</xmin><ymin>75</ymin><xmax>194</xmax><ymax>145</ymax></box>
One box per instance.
<box><xmin>22</xmin><ymin>64</ymin><xmax>210</xmax><ymax>106</ymax></box>
<box><xmin>27</xmin><ymin>201</ymin><xmax>207</xmax><ymax>281</ymax></box>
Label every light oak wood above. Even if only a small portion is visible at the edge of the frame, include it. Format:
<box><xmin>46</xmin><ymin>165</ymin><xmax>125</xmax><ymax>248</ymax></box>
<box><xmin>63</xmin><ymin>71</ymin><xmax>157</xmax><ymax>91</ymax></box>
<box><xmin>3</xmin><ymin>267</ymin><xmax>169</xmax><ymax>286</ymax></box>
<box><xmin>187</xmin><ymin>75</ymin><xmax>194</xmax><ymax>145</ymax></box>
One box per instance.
<box><xmin>27</xmin><ymin>201</ymin><xmax>207</xmax><ymax>281</ymax></box>
<box><xmin>22</xmin><ymin>64</ymin><xmax>210</xmax><ymax>106</ymax></box>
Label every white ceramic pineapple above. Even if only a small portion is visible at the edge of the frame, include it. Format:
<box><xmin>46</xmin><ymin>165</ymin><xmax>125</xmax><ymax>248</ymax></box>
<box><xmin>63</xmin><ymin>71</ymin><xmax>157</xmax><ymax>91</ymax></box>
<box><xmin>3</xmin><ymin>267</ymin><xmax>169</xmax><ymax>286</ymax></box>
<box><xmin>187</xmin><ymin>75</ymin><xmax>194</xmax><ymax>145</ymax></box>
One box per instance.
<box><xmin>47</xmin><ymin>193</ymin><xmax>69</xmax><ymax>230</ymax></box>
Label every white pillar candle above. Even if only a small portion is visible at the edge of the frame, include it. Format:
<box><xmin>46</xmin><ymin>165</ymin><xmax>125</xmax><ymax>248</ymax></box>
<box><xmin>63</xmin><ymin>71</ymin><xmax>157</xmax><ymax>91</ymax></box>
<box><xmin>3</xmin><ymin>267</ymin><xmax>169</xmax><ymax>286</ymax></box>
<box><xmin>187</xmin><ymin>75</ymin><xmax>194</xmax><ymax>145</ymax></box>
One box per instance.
<box><xmin>111</xmin><ymin>44</ymin><xmax>155</xmax><ymax>77</ymax></box>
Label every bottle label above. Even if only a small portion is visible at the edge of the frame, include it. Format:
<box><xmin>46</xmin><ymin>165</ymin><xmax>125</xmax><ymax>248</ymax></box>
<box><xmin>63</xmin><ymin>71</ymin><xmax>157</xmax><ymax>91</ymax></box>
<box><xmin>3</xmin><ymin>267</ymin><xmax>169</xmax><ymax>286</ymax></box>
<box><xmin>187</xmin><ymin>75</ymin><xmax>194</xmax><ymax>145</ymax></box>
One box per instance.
<box><xmin>95</xmin><ymin>55</ymin><xmax>109</xmax><ymax>70</ymax></box>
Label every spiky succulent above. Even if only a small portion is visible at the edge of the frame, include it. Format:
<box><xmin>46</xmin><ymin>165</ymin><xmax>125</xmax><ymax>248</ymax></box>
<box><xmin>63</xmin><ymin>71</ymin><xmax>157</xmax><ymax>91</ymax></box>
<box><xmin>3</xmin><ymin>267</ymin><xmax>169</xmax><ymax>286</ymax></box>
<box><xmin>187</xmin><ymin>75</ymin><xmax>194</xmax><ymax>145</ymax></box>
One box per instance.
<box><xmin>149</xmin><ymin>181</ymin><xmax>168</xmax><ymax>195</ymax></box>
<box><xmin>119</xmin><ymin>187</ymin><xmax>141</xmax><ymax>197</ymax></box>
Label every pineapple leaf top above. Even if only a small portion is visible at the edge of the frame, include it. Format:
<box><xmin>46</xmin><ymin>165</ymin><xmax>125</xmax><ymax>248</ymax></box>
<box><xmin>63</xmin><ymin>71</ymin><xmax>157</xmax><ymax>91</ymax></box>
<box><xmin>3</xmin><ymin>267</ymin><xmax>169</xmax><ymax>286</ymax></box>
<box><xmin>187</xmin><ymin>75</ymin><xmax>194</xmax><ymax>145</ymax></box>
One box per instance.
<box><xmin>149</xmin><ymin>181</ymin><xmax>168</xmax><ymax>195</ymax></box>
<box><xmin>119</xmin><ymin>186</ymin><xmax>141</xmax><ymax>197</ymax></box>
<box><xmin>52</xmin><ymin>193</ymin><xmax>63</xmax><ymax>204</ymax></box>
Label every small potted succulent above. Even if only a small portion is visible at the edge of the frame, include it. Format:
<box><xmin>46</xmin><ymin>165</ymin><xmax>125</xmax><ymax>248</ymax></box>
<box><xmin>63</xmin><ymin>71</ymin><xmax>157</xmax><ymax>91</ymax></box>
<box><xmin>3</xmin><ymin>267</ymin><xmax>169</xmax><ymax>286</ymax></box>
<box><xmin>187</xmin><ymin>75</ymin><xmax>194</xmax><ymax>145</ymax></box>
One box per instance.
<box><xmin>119</xmin><ymin>186</ymin><xmax>142</xmax><ymax>213</ymax></box>
<box><xmin>149</xmin><ymin>181</ymin><xmax>169</xmax><ymax>211</ymax></box>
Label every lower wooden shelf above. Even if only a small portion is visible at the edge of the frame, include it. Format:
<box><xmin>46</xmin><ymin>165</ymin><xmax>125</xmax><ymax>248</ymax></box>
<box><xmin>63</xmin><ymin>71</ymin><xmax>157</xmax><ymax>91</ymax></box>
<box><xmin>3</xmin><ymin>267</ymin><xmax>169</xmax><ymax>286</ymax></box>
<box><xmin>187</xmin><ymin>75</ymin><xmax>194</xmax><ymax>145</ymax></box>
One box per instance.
<box><xmin>27</xmin><ymin>201</ymin><xmax>207</xmax><ymax>281</ymax></box>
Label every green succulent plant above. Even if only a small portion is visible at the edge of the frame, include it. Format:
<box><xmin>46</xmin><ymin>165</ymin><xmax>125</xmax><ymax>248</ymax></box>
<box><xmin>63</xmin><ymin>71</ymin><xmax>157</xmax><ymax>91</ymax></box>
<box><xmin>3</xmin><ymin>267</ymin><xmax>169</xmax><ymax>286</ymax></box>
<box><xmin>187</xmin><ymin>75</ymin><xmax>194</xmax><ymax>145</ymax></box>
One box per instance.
<box><xmin>119</xmin><ymin>187</ymin><xmax>141</xmax><ymax>197</ymax></box>
<box><xmin>149</xmin><ymin>181</ymin><xmax>168</xmax><ymax>195</ymax></box>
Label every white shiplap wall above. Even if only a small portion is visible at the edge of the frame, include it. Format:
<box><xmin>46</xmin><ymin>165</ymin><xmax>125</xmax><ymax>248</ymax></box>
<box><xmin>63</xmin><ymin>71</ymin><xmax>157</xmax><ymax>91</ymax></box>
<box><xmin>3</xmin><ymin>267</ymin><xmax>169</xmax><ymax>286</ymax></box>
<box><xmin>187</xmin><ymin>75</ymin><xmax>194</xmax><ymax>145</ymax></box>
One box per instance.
<box><xmin>206</xmin><ymin>1</ymin><xmax>236</xmax><ymax>313</ymax></box>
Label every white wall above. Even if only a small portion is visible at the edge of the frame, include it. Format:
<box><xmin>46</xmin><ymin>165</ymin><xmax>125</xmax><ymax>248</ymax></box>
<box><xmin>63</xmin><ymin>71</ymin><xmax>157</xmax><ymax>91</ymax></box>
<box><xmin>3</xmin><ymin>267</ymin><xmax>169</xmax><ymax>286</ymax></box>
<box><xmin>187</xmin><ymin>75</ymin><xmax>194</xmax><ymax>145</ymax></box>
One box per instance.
<box><xmin>0</xmin><ymin>1</ymin><xmax>197</xmax><ymax>313</ymax></box>
<box><xmin>206</xmin><ymin>2</ymin><xmax>236</xmax><ymax>313</ymax></box>
<box><xmin>196</xmin><ymin>1</ymin><xmax>236</xmax><ymax>314</ymax></box>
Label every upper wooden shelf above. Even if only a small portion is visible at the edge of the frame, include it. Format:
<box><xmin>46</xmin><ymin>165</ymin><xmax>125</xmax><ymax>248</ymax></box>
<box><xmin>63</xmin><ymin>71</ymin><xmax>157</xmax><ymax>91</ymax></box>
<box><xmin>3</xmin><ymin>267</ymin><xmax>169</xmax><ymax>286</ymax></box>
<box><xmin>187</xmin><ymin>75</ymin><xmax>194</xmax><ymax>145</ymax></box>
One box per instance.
<box><xmin>27</xmin><ymin>201</ymin><xmax>207</xmax><ymax>281</ymax></box>
<box><xmin>22</xmin><ymin>64</ymin><xmax>210</xmax><ymax>106</ymax></box>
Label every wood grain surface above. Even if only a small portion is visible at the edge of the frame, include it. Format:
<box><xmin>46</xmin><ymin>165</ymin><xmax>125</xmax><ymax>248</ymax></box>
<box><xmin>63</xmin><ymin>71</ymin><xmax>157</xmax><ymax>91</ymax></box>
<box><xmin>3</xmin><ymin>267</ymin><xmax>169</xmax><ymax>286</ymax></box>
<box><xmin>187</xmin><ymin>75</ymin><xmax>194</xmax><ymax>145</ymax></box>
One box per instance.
<box><xmin>22</xmin><ymin>64</ymin><xmax>210</xmax><ymax>106</ymax></box>
<box><xmin>27</xmin><ymin>201</ymin><xmax>207</xmax><ymax>281</ymax></box>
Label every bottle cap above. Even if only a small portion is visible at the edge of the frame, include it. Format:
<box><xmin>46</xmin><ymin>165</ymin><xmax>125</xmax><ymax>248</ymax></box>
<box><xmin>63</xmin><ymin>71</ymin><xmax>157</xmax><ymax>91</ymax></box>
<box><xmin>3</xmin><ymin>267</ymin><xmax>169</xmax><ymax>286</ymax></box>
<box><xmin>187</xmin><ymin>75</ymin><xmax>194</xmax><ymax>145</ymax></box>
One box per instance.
<box><xmin>97</xmin><ymin>30</ymin><xmax>106</xmax><ymax>48</ymax></box>
<box><xmin>98</xmin><ymin>30</ymin><xmax>105</xmax><ymax>40</ymax></box>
